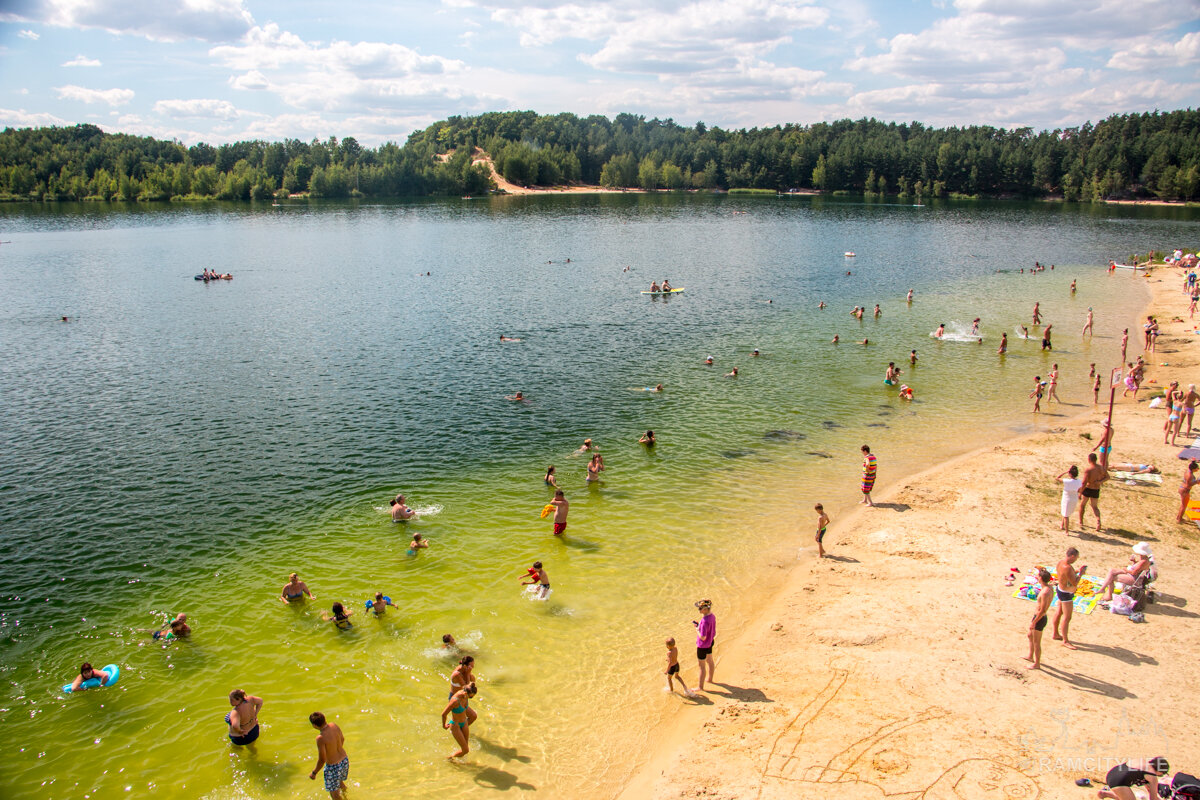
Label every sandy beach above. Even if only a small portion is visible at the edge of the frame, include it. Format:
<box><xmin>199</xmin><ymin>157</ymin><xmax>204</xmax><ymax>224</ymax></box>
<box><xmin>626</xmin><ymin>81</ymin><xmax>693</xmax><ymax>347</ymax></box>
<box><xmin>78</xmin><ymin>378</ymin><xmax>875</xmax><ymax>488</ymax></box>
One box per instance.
<box><xmin>619</xmin><ymin>268</ymin><xmax>1200</xmax><ymax>799</ymax></box>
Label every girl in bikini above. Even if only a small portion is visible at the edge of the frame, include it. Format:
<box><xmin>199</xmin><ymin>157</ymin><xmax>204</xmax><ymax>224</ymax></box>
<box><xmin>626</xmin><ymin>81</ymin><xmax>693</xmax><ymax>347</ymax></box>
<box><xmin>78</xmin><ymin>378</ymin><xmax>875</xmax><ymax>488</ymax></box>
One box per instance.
<box><xmin>1163</xmin><ymin>382</ymin><xmax>1181</xmax><ymax>444</ymax></box>
<box><xmin>322</xmin><ymin>602</ymin><xmax>353</xmax><ymax>630</ymax></box>
<box><xmin>441</xmin><ymin>682</ymin><xmax>478</xmax><ymax>758</ymax></box>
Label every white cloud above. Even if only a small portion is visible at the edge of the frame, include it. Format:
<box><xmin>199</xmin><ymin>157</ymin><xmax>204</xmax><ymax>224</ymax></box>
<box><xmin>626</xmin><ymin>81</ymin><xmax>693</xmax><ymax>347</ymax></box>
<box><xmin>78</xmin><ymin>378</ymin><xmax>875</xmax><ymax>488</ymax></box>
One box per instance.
<box><xmin>17</xmin><ymin>28</ymin><xmax>39</xmax><ymax>39</ymax></box>
<box><xmin>54</xmin><ymin>84</ymin><xmax>134</xmax><ymax>106</ymax></box>
<box><xmin>62</xmin><ymin>54</ymin><xmax>102</xmax><ymax>67</ymax></box>
<box><xmin>209</xmin><ymin>24</ymin><xmax>486</xmax><ymax>114</ymax></box>
<box><xmin>154</xmin><ymin>98</ymin><xmax>241</xmax><ymax>120</ymax></box>
<box><xmin>0</xmin><ymin>106</ymin><xmax>67</xmax><ymax>127</ymax></box>
<box><xmin>2</xmin><ymin>0</ymin><xmax>253</xmax><ymax>42</ymax></box>
<box><xmin>229</xmin><ymin>69</ymin><xmax>268</xmax><ymax>90</ymax></box>
<box><xmin>1108</xmin><ymin>31</ymin><xmax>1200</xmax><ymax>71</ymax></box>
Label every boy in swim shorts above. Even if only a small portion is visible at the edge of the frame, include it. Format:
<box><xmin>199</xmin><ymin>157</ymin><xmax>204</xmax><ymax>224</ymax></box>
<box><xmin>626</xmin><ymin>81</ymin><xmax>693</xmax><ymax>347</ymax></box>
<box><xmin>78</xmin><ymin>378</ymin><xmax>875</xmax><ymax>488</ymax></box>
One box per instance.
<box><xmin>663</xmin><ymin>638</ymin><xmax>696</xmax><ymax>696</ymax></box>
<box><xmin>309</xmin><ymin>711</ymin><xmax>349</xmax><ymax>799</ymax></box>
<box><xmin>814</xmin><ymin>503</ymin><xmax>830</xmax><ymax>558</ymax></box>
<box><xmin>550</xmin><ymin>489</ymin><xmax>568</xmax><ymax>535</ymax></box>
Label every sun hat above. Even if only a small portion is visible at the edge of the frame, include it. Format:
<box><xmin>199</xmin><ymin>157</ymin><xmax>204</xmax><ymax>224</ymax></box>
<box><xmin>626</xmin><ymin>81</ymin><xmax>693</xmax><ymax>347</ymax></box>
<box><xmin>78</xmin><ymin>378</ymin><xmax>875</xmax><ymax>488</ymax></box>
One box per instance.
<box><xmin>1133</xmin><ymin>542</ymin><xmax>1153</xmax><ymax>556</ymax></box>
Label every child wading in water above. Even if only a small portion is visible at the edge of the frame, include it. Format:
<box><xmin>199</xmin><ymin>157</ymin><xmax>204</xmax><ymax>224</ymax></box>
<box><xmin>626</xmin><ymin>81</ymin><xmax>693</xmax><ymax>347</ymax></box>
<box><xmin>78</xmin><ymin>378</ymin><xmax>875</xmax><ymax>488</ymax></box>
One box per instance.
<box><xmin>814</xmin><ymin>503</ymin><xmax>830</xmax><ymax>558</ymax></box>
<box><xmin>1025</xmin><ymin>569</ymin><xmax>1053</xmax><ymax>670</ymax></box>
<box><xmin>663</xmin><ymin>638</ymin><xmax>696</xmax><ymax>696</ymax></box>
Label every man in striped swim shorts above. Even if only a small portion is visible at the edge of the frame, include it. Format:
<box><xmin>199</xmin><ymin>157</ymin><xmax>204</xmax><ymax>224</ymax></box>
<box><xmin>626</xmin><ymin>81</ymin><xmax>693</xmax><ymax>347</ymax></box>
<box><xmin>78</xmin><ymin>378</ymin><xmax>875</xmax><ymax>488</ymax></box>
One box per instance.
<box><xmin>309</xmin><ymin>711</ymin><xmax>350</xmax><ymax>799</ymax></box>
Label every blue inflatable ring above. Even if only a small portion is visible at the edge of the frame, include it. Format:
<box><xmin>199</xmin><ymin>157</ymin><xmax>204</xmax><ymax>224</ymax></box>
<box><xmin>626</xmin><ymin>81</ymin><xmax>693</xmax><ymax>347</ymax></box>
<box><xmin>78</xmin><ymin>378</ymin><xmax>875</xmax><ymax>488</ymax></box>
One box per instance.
<box><xmin>63</xmin><ymin>664</ymin><xmax>120</xmax><ymax>693</ymax></box>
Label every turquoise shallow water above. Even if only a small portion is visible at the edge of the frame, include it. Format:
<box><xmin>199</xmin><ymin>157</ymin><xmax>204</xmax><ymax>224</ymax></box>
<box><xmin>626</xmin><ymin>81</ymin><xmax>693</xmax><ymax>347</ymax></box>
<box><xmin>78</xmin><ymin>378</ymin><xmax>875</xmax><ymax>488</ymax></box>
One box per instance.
<box><xmin>0</xmin><ymin>195</ymin><xmax>1191</xmax><ymax>798</ymax></box>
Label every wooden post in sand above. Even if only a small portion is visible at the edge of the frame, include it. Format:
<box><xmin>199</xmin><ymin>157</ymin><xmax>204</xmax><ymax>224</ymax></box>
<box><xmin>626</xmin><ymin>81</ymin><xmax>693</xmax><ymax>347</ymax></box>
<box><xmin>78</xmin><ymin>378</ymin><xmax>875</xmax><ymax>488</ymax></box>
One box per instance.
<box><xmin>1103</xmin><ymin>367</ymin><xmax>1121</xmax><ymax>469</ymax></box>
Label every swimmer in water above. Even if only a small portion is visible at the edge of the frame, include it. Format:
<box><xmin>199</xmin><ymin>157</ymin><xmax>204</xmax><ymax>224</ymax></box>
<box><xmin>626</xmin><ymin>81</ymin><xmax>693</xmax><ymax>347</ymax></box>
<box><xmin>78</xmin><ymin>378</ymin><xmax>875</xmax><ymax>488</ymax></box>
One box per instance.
<box><xmin>575</xmin><ymin>438</ymin><xmax>595</xmax><ymax>454</ymax></box>
<box><xmin>70</xmin><ymin>663</ymin><xmax>113</xmax><ymax>692</ymax></box>
<box><xmin>442</xmin><ymin>634</ymin><xmax>458</xmax><ymax>651</ymax></box>
<box><xmin>544</xmin><ymin>465</ymin><xmax>557</xmax><ymax>487</ymax></box>
<box><xmin>873</xmin><ymin>304</ymin><xmax>881</xmax><ymax>318</ymax></box>
<box><xmin>704</xmin><ymin>356</ymin><xmax>713</xmax><ymax>365</ymax></box>
<box><xmin>818</xmin><ymin>301</ymin><xmax>826</xmax><ymax>309</ymax></box>
<box><xmin>640</xmin><ymin>430</ymin><xmax>656</xmax><ymax>446</ymax></box>
<box><xmin>651</xmin><ymin>383</ymin><xmax>663</xmax><ymax>392</ymax></box>
<box><xmin>322</xmin><ymin>602</ymin><xmax>354</xmax><ymax>630</ymax></box>
<box><xmin>998</xmin><ymin>332</ymin><xmax>1008</xmax><ymax>354</ymax></box>
<box><xmin>1032</xmin><ymin>302</ymin><xmax>1041</xmax><ymax>325</ymax></box>
<box><xmin>859</xmin><ymin>338</ymin><xmax>869</xmax><ymax>345</ymax></box>
<box><xmin>831</xmin><ymin>335</ymin><xmax>840</xmax><ymax>344</ymax></box>
<box><xmin>751</xmin><ymin>349</ymin><xmax>760</xmax><ymax>357</ymax></box>
<box><xmin>499</xmin><ymin>335</ymin><xmax>522</xmax><ymax>342</ymax></box>
<box><xmin>521</xmin><ymin>561</ymin><xmax>550</xmax><ymax>599</ymax></box>
<box><xmin>586</xmin><ymin>453</ymin><xmax>605</xmax><ymax>482</ymax></box>
<box><xmin>369</xmin><ymin>593</ymin><xmax>394</xmax><ymax>615</ymax></box>
<box><xmin>725</xmin><ymin>367</ymin><xmax>739</xmax><ymax>377</ymax></box>
<box><xmin>391</xmin><ymin>495</ymin><xmax>417</xmax><ymax>521</ymax></box>
<box><xmin>906</xmin><ymin>289</ymin><xmax>913</xmax><ymax>303</ymax></box>
<box><xmin>153</xmin><ymin>613</ymin><xmax>191</xmax><ymax>640</ymax></box>
<box><xmin>409</xmin><ymin>532</ymin><xmax>429</xmax><ymax>553</ymax></box>
<box><xmin>935</xmin><ymin>323</ymin><xmax>945</xmax><ymax>339</ymax></box>
<box><xmin>909</xmin><ymin>349</ymin><xmax>917</xmax><ymax>365</ymax></box>
<box><xmin>506</xmin><ymin>391</ymin><xmax>525</xmax><ymax>401</ymax></box>
<box><xmin>884</xmin><ymin>362</ymin><xmax>901</xmax><ymax>384</ymax></box>
<box><xmin>1070</xmin><ymin>279</ymin><xmax>1077</xmax><ymax>294</ymax></box>
<box><xmin>1020</xmin><ymin>325</ymin><xmax>1030</xmax><ymax>339</ymax></box>
<box><xmin>282</xmin><ymin>573</ymin><xmax>315</xmax><ymax>604</ymax></box>
<box><xmin>970</xmin><ymin>318</ymin><xmax>980</xmax><ymax>336</ymax></box>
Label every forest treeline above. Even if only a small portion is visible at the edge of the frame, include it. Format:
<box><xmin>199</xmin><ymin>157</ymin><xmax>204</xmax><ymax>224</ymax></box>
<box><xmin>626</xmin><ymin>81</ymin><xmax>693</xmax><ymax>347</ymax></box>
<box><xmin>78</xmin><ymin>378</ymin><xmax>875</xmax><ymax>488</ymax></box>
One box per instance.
<box><xmin>1</xmin><ymin>108</ymin><xmax>1199</xmax><ymax>202</ymax></box>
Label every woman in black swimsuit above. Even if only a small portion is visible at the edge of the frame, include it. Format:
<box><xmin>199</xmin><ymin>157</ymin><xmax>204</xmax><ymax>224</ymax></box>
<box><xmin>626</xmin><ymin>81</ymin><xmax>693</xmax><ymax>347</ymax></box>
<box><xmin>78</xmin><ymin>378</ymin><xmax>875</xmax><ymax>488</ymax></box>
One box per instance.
<box><xmin>1099</xmin><ymin>757</ymin><xmax>1168</xmax><ymax>800</ymax></box>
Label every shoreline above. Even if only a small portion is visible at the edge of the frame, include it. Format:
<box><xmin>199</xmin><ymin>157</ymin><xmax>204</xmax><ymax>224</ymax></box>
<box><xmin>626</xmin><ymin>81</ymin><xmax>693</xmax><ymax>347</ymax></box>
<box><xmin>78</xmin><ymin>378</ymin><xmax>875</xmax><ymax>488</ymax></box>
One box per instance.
<box><xmin>617</xmin><ymin>264</ymin><xmax>1199</xmax><ymax>799</ymax></box>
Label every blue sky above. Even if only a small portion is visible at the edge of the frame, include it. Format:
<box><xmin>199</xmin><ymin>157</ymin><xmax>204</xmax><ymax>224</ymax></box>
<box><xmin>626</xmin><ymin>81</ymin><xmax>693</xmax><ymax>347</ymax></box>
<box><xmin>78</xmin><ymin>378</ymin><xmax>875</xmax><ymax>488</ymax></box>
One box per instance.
<box><xmin>1</xmin><ymin>0</ymin><xmax>1197</xmax><ymax>146</ymax></box>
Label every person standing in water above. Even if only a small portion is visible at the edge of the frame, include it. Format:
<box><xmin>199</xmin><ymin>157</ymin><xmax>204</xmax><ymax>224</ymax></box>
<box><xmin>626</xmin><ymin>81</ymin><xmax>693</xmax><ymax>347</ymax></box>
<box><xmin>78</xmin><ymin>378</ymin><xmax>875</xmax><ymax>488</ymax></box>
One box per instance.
<box><xmin>586</xmin><ymin>453</ymin><xmax>605</xmax><ymax>483</ymax></box>
<box><xmin>909</xmin><ymin>349</ymin><xmax>918</xmax><ymax>365</ymax></box>
<box><xmin>1041</xmin><ymin>323</ymin><xmax>1053</xmax><ymax>351</ymax></box>
<box><xmin>1030</xmin><ymin>376</ymin><xmax>1044</xmax><ymax>413</ymax></box>
<box><xmin>1120</xmin><ymin>328</ymin><xmax>1129</xmax><ymax>360</ymax></box>
<box><xmin>391</xmin><ymin>495</ymin><xmax>417</xmax><ymax>521</ymax></box>
<box><xmin>814</xmin><ymin>503</ymin><xmax>830</xmax><ymax>558</ymax></box>
<box><xmin>906</xmin><ymin>288</ymin><xmax>913</xmax><ymax>303</ymax></box>
<box><xmin>639</xmin><ymin>430</ymin><xmax>656</xmax><ymax>446</ymax></box>
<box><xmin>1070</xmin><ymin>279</ymin><xmax>1077</xmax><ymax>294</ymax></box>
<box><xmin>1093</xmin><ymin>373</ymin><xmax>1102</xmax><ymax>405</ymax></box>
<box><xmin>884</xmin><ymin>363</ymin><xmax>901</xmax><ymax>384</ymax></box>
<box><xmin>308</xmin><ymin>711</ymin><xmax>349</xmax><ymax>799</ymax></box>
<box><xmin>663</xmin><ymin>638</ymin><xmax>696</xmax><ymax>697</ymax></box>
<box><xmin>934</xmin><ymin>323</ymin><xmax>945</xmax><ymax>339</ymax></box>
<box><xmin>1052</xmin><ymin>547</ymin><xmax>1085</xmax><ymax>650</ymax></box>
<box><xmin>442</xmin><ymin>683</ymin><xmax>478</xmax><ymax>759</ymax></box>
<box><xmin>1047</xmin><ymin>364</ymin><xmax>1060</xmax><ymax>403</ymax></box>
<box><xmin>544</xmin><ymin>466</ymin><xmax>557</xmax><ymax>488</ymax></box>
<box><xmin>1024</xmin><ymin>569</ymin><xmax>1053</xmax><ymax>670</ymax></box>
<box><xmin>692</xmin><ymin>600</ymin><xmax>716</xmax><ymax>691</ymax></box>
<box><xmin>1032</xmin><ymin>302</ymin><xmax>1041</xmax><ymax>325</ymax></box>
<box><xmin>281</xmin><ymin>573</ymin><xmax>314</xmax><ymax>604</ymax></box>
<box><xmin>1082</xmin><ymin>307</ymin><xmax>1093</xmax><ymax>337</ymax></box>
<box><xmin>227</xmin><ymin>689</ymin><xmax>264</xmax><ymax>746</ymax></box>
<box><xmin>860</xmin><ymin>445</ymin><xmax>877</xmax><ymax>506</ymax></box>
<box><xmin>550</xmin><ymin>490</ymin><xmax>569</xmax><ymax>535</ymax></box>
<box><xmin>998</xmin><ymin>332</ymin><xmax>1008</xmax><ymax>355</ymax></box>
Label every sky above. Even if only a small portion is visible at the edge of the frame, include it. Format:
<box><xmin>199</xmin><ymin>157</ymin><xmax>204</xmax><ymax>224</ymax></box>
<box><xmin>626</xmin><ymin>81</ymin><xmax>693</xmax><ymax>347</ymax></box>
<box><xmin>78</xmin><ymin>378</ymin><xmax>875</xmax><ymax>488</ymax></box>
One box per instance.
<box><xmin>0</xmin><ymin>0</ymin><xmax>1198</xmax><ymax>147</ymax></box>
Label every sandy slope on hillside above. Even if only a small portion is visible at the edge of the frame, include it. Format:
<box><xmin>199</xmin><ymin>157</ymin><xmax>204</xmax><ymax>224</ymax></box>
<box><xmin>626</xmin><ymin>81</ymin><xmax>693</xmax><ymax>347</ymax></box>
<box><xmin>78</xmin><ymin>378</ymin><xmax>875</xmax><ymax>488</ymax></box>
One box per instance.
<box><xmin>618</xmin><ymin>269</ymin><xmax>1199</xmax><ymax>800</ymax></box>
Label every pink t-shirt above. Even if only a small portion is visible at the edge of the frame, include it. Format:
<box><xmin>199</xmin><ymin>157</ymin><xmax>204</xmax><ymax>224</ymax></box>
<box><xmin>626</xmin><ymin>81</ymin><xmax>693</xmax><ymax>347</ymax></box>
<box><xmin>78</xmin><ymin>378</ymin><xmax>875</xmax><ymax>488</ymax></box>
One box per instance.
<box><xmin>696</xmin><ymin>613</ymin><xmax>716</xmax><ymax>648</ymax></box>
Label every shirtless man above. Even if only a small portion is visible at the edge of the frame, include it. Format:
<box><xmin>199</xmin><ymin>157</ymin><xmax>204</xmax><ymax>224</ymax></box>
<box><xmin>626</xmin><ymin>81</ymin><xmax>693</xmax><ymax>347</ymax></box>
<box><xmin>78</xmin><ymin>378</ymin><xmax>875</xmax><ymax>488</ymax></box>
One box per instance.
<box><xmin>934</xmin><ymin>323</ymin><xmax>945</xmax><ymax>339</ymax></box>
<box><xmin>550</xmin><ymin>489</ymin><xmax>569</xmax><ymax>535</ymax></box>
<box><xmin>575</xmin><ymin>438</ymin><xmax>595</xmax><ymax>454</ymax></box>
<box><xmin>909</xmin><ymin>349</ymin><xmax>917</xmax><ymax>365</ymax></box>
<box><xmin>1079</xmin><ymin>453</ymin><xmax>1108</xmax><ymax>532</ymax></box>
<box><xmin>227</xmin><ymin>689</ymin><xmax>263</xmax><ymax>746</ymax></box>
<box><xmin>906</xmin><ymin>288</ymin><xmax>913</xmax><ymax>303</ymax></box>
<box><xmin>1032</xmin><ymin>302</ymin><xmax>1041</xmax><ymax>325</ymax></box>
<box><xmin>1041</xmin><ymin>323</ymin><xmax>1053</xmax><ymax>351</ymax></box>
<box><xmin>1183</xmin><ymin>383</ymin><xmax>1200</xmax><ymax>436</ymax></box>
<box><xmin>885</xmin><ymin>362</ymin><xmax>901</xmax><ymax>384</ymax></box>
<box><xmin>309</xmin><ymin>711</ymin><xmax>349</xmax><ymax>800</ymax></box>
<box><xmin>997</xmin><ymin>332</ymin><xmax>1008</xmax><ymax>355</ymax></box>
<box><xmin>1052</xmin><ymin>547</ymin><xmax>1086</xmax><ymax>650</ymax></box>
<box><xmin>391</xmin><ymin>495</ymin><xmax>417</xmax><ymax>521</ymax></box>
<box><xmin>1091</xmin><ymin>420</ymin><xmax>1114</xmax><ymax>469</ymax></box>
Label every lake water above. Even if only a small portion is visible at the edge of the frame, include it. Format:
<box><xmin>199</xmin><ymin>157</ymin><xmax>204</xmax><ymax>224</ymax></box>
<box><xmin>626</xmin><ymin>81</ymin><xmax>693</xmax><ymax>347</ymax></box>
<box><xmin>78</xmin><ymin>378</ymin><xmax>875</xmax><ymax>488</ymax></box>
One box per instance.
<box><xmin>0</xmin><ymin>195</ymin><xmax>1192</xmax><ymax>799</ymax></box>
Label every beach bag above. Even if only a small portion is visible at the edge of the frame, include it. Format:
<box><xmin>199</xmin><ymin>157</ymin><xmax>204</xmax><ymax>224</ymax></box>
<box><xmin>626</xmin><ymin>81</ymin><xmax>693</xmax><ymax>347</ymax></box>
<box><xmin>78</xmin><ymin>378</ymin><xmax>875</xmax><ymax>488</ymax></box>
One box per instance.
<box><xmin>1109</xmin><ymin>595</ymin><xmax>1135</xmax><ymax>615</ymax></box>
<box><xmin>1149</xmin><ymin>397</ymin><xmax>1164</xmax><ymax>408</ymax></box>
<box><xmin>1170</xmin><ymin>772</ymin><xmax>1200</xmax><ymax>799</ymax></box>
<box><xmin>1128</xmin><ymin>612</ymin><xmax>1145</xmax><ymax>623</ymax></box>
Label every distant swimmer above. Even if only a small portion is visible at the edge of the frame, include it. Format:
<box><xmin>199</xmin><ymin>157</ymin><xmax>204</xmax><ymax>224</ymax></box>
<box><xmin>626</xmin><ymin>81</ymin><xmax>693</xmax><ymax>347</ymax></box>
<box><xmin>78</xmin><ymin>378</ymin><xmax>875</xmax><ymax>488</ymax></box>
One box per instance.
<box><xmin>648</xmin><ymin>383</ymin><xmax>664</xmax><ymax>392</ymax></box>
<box><xmin>1041</xmin><ymin>323</ymin><xmax>1053</xmax><ymax>351</ymax></box>
<box><xmin>506</xmin><ymin>391</ymin><xmax>526</xmax><ymax>401</ymax></box>
<box><xmin>391</xmin><ymin>495</ymin><xmax>417</xmax><ymax>521</ymax></box>
<box><xmin>1070</xmin><ymin>279</ymin><xmax>1077</xmax><ymax>294</ymax></box>
<box><xmin>1021</xmin><ymin>325</ymin><xmax>1030</xmax><ymax>339</ymax></box>
<box><xmin>725</xmin><ymin>367</ymin><xmax>739</xmax><ymax>377</ymax></box>
<box><xmin>970</xmin><ymin>318</ymin><xmax>980</xmax><ymax>336</ymax></box>
<box><xmin>61</xmin><ymin>316</ymin><xmax>70</xmax><ymax>322</ymax></box>
<box><xmin>499</xmin><ymin>335</ymin><xmax>522</xmax><ymax>342</ymax></box>
<box><xmin>69</xmin><ymin>662</ymin><xmax>113</xmax><ymax>693</ymax></box>
<box><xmin>586</xmin><ymin>453</ymin><xmax>605</xmax><ymax>482</ymax></box>
<box><xmin>153</xmin><ymin>613</ymin><xmax>190</xmax><ymax>641</ymax></box>
<box><xmin>859</xmin><ymin>338</ymin><xmax>869</xmax><ymax>345</ymax></box>
<box><xmin>935</xmin><ymin>323</ymin><xmax>945</xmax><ymax>339</ymax></box>
<box><xmin>575</xmin><ymin>438</ymin><xmax>596</xmax><ymax>454</ymax></box>
<box><xmin>369</xmin><ymin>593</ymin><xmax>395</xmax><ymax>615</ymax></box>
<box><xmin>1082</xmin><ymin>307</ymin><xmax>1093</xmax><ymax>337</ymax></box>
<box><xmin>818</xmin><ymin>301</ymin><xmax>826</xmax><ymax>309</ymax></box>
<box><xmin>282</xmin><ymin>573</ymin><xmax>315</xmax><ymax>604</ymax></box>
<box><xmin>906</xmin><ymin>289</ymin><xmax>913</xmax><ymax>303</ymax></box>
<box><xmin>873</xmin><ymin>304</ymin><xmax>881</xmax><ymax>318</ymax></box>
<box><xmin>884</xmin><ymin>362</ymin><xmax>901</xmax><ymax>385</ymax></box>
<box><xmin>544</xmin><ymin>465</ymin><xmax>557</xmax><ymax>488</ymax></box>
<box><xmin>899</xmin><ymin>384</ymin><xmax>913</xmax><ymax>400</ymax></box>
<box><xmin>521</xmin><ymin>560</ymin><xmax>550</xmax><ymax>599</ymax></box>
<box><xmin>408</xmin><ymin>532</ymin><xmax>428</xmax><ymax>554</ymax></box>
<box><xmin>814</xmin><ymin>503</ymin><xmax>830</xmax><ymax>558</ymax></box>
<box><xmin>227</xmin><ymin>689</ymin><xmax>263</xmax><ymax>746</ymax></box>
<box><xmin>640</xmin><ymin>430</ymin><xmax>656</xmax><ymax>446</ymax></box>
<box><xmin>846</xmin><ymin>271</ymin><xmax>852</xmax><ymax>276</ymax></box>
<box><xmin>1047</xmin><ymin>364</ymin><xmax>1060</xmax><ymax>403</ymax></box>
<box><xmin>442</xmin><ymin>634</ymin><xmax>458</xmax><ymax>651</ymax></box>
<box><xmin>550</xmin><ymin>489</ymin><xmax>569</xmax><ymax>535</ymax></box>
<box><xmin>1032</xmin><ymin>302</ymin><xmax>1041</xmax><ymax>325</ymax></box>
<box><xmin>308</xmin><ymin>711</ymin><xmax>349</xmax><ymax>799</ymax></box>
<box><xmin>850</xmin><ymin>306</ymin><xmax>859</xmax><ymax>318</ymax></box>
<box><xmin>831</xmin><ymin>334</ymin><xmax>839</xmax><ymax>344</ymax></box>
<box><xmin>998</xmin><ymin>332</ymin><xmax>1008</xmax><ymax>354</ymax></box>
<box><xmin>322</xmin><ymin>602</ymin><xmax>354</xmax><ymax>630</ymax></box>
<box><xmin>909</xmin><ymin>349</ymin><xmax>917</xmax><ymax>365</ymax></box>
<box><xmin>704</xmin><ymin>356</ymin><xmax>714</xmax><ymax>365</ymax></box>
<box><xmin>1030</xmin><ymin>376</ymin><xmax>1045</xmax><ymax>413</ymax></box>
<box><xmin>751</xmin><ymin>349</ymin><xmax>760</xmax><ymax>357</ymax></box>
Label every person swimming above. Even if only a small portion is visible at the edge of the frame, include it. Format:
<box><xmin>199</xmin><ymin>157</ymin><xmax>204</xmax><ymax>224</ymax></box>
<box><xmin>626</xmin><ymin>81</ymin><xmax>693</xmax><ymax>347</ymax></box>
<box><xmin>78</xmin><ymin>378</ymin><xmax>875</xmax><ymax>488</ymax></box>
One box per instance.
<box><xmin>544</xmin><ymin>465</ymin><xmax>557</xmax><ymax>487</ymax></box>
<box><xmin>281</xmin><ymin>573</ymin><xmax>314</xmax><ymax>604</ymax></box>
<box><xmin>640</xmin><ymin>430</ymin><xmax>656</xmax><ymax>446</ymax></box>
<box><xmin>408</xmin><ymin>533</ymin><xmax>429</xmax><ymax>555</ymax></box>
<box><xmin>322</xmin><ymin>602</ymin><xmax>353</xmax><ymax>630</ymax></box>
